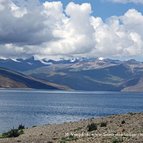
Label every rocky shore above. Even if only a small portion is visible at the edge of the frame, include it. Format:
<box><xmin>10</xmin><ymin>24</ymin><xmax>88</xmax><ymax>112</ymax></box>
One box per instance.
<box><xmin>1</xmin><ymin>113</ymin><xmax>143</xmax><ymax>143</ymax></box>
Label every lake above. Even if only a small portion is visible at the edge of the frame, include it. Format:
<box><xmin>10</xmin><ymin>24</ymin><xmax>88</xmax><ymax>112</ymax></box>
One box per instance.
<box><xmin>0</xmin><ymin>89</ymin><xmax>143</xmax><ymax>133</ymax></box>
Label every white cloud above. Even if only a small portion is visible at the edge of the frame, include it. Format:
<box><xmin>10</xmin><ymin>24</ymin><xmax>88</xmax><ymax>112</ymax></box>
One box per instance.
<box><xmin>0</xmin><ymin>0</ymin><xmax>143</xmax><ymax>59</ymax></box>
<box><xmin>109</xmin><ymin>0</ymin><xmax>143</xmax><ymax>4</ymax></box>
<box><xmin>90</xmin><ymin>9</ymin><xmax>143</xmax><ymax>58</ymax></box>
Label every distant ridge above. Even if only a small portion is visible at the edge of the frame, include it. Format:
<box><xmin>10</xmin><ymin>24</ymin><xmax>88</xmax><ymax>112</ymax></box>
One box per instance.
<box><xmin>1</xmin><ymin>57</ymin><xmax>143</xmax><ymax>91</ymax></box>
<box><xmin>0</xmin><ymin>67</ymin><xmax>68</xmax><ymax>90</ymax></box>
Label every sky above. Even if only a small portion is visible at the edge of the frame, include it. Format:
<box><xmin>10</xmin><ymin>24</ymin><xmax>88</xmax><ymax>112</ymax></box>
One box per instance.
<box><xmin>42</xmin><ymin>0</ymin><xmax>143</xmax><ymax>19</ymax></box>
<box><xmin>0</xmin><ymin>0</ymin><xmax>143</xmax><ymax>60</ymax></box>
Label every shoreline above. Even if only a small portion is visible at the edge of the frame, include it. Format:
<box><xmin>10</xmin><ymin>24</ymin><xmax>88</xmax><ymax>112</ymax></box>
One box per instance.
<box><xmin>0</xmin><ymin>112</ymin><xmax>143</xmax><ymax>143</ymax></box>
<box><xmin>1</xmin><ymin>88</ymin><xmax>143</xmax><ymax>93</ymax></box>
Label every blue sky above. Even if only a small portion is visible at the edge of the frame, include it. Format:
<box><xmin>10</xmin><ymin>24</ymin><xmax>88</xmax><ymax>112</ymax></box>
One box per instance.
<box><xmin>40</xmin><ymin>0</ymin><xmax>143</xmax><ymax>20</ymax></box>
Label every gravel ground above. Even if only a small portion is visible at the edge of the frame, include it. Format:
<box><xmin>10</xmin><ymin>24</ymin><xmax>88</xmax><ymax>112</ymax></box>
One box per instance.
<box><xmin>1</xmin><ymin>113</ymin><xmax>143</xmax><ymax>143</ymax></box>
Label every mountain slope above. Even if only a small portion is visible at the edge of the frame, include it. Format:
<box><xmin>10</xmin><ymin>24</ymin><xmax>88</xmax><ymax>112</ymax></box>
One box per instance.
<box><xmin>0</xmin><ymin>67</ymin><xmax>66</xmax><ymax>90</ymax></box>
<box><xmin>1</xmin><ymin>57</ymin><xmax>143</xmax><ymax>91</ymax></box>
<box><xmin>26</xmin><ymin>61</ymin><xmax>143</xmax><ymax>91</ymax></box>
<box><xmin>0</xmin><ymin>75</ymin><xmax>27</xmax><ymax>88</ymax></box>
<box><xmin>122</xmin><ymin>76</ymin><xmax>143</xmax><ymax>92</ymax></box>
<box><xmin>26</xmin><ymin>64</ymin><xmax>132</xmax><ymax>91</ymax></box>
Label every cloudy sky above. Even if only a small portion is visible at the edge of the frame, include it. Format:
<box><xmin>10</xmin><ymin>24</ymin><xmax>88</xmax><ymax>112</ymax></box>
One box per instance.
<box><xmin>0</xmin><ymin>0</ymin><xmax>143</xmax><ymax>60</ymax></box>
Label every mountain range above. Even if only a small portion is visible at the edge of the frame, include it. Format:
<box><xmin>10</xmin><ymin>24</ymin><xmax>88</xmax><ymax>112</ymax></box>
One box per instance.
<box><xmin>0</xmin><ymin>57</ymin><xmax>143</xmax><ymax>92</ymax></box>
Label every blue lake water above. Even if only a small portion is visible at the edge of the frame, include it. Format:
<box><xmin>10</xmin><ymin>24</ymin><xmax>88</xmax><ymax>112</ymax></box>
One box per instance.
<box><xmin>0</xmin><ymin>89</ymin><xmax>143</xmax><ymax>133</ymax></box>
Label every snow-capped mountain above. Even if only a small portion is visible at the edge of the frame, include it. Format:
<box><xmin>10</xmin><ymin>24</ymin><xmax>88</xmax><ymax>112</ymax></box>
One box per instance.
<box><xmin>0</xmin><ymin>56</ymin><xmax>142</xmax><ymax>72</ymax></box>
<box><xmin>1</xmin><ymin>56</ymin><xmax>143</xmax><ymax>91</ymax></box>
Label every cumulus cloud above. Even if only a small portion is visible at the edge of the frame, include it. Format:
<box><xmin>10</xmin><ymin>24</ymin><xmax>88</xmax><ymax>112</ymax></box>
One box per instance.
<box><xmin>90</xmin><ymin>9</ymin><xmax>143</xmax><ymax>57</ymax></box>
<box><xmin>0</xmin><ymin>0</ymin><xmax>143</xmax><ymax>59</ymax></box>
<box><xmin>109</xmin><ymin>0</ymin><xmax>143</xmax><ymax>4</ymax></box>
<box><xmin>0</xmin><ymin>0</ymin><xmax>55</xmax><ymax>46</ymax></box>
